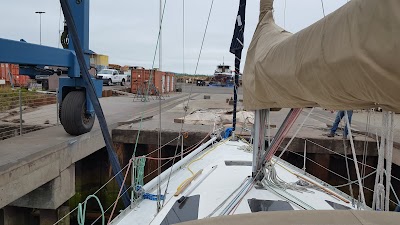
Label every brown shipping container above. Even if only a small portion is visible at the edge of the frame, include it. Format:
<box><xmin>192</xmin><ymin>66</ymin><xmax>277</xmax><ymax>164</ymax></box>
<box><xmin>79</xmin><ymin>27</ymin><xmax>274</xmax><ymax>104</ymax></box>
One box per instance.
<box><xmin>131</xmin><ymin>69</ymin><xmax>167</xmax><ymax>95</ymax></box>
<box><xmin>0</xmin><ymin>63</ymin><xmax>6</xmax><ymax>79</ymax></box>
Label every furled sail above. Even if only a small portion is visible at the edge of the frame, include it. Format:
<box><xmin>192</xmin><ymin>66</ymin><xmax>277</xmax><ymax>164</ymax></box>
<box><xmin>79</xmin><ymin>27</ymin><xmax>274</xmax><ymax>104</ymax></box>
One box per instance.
<box><xmin>243</xmin><ymin>0</ymin><xmax>400</xmax><ymax>112</ymax></box>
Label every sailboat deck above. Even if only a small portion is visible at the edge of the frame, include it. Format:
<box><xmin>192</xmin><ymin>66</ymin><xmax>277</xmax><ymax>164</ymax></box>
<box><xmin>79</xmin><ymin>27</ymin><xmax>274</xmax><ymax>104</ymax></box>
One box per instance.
<box><xmin>111</xmin><ymin>139</ymin><xmax>359</xmax><ymax>225</ymax></box>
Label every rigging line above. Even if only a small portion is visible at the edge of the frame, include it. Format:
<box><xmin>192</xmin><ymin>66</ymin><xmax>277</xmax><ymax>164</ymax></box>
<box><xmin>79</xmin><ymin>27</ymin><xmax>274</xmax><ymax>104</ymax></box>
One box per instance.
<box><xmin>305</xmin><ymin>139</ymin><xmax>400</xmax><ymax>183</ymax></box>
<box><xmin>286</xmin><ymin>148</ymin><xmax>361</xmax><ymax>183</ymax></box>
<box><xmin>183</xmin><ymin>0</ymin><xmax>185</xmax><ymax>76</ymax></box>
<box><xmin>320</xmin><ymin>0</ymin><xmax>326</xmax><ymax>17</ymax></box>
<box><xmin>385</xmin><ymin>112</ymin><xmax>394</xmax><ymax>211</ymax></box>
<box><xmin>206</xmin><ymin>177</ymin><xmax>249</xmax><ymax>218</ymax></box>
<box><xmin>339</xmin><ymin>118</ymin><xmax>354</xmax><ymax>203</ymax></box>
<box><xmin>157</xmin><ymin>18</ymin><xmax>163</xmax><ymax>215</ymax></box>
<box><xmin>58</xmin><ymin>6</ymin><xmax>62</xmax><ymax>48</ymax></box>
<box><xmin>284</xmin><ymin>0</ymin><xmax>287</xmax><ymax>29</ymax></box>
<box><xmin>90</xmin><ymin>186</ymin><xmax>133</xmax><ymax>225</ymax></box>
<box><xmin>274</xmin><ymin>108</ymin><xmax>314</xmax><ymax>166</ymax></box>
<box><xmin>143</xmin><ymin>136</ymin><xmax>181</xmax><ymax>156</ymax></box>
<box><xmin>131</xmin><ymin>0</ymin><xmax>167</xmax><ymax>159</ymax></box>
<box><xmin>333</xmin><ymin>170</ymin><xmax>376</xmax><ymax>188</ymax></box>
<box><xmin>361</xmin><ymin>110</ymin><xmax>371</xmax><ymax>187</ymax></box>
<box><xmin>342</xmin><ymin>111</ymin><xmax>365</xmax><ymax>208</ymax></box>
<box><xmin>161</xmin><ymin>0</ymin><xmax>215</xmax><ymax>207</ymax></box>
<box><xmin>145</xmin><ymin>132</ymin><xmax>212</xmax><ymax>160</ymax></box>
<box><xmin>284</xmin><ymin>148</ymin><xmax>398</xmax><ymax>206</ymax></box>
<box><xmin>342</xmin><ymin>134</ymin><xmax>355</xmax><ymax>203</ymax></box>
<box><xmin>137</xmin><ymin>130</ymin><xmax>213</xmax><ymax>183</ymax></box>
<box><xmin>52</xmin><ymin>159</ymin><xmax>133</xmax><ymax>225</ymax></box>
<box><xmin>108</xmin><ymin>159</ymin><xmax>133</xmax><ymax>224</ymax></box>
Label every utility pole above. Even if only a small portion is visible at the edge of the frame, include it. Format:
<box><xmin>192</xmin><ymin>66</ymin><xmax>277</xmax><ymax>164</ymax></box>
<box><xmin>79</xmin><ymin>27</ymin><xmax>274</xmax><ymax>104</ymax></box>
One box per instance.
<box><xmin>35</xmin><ymin>11</ymin><xmax>46</xmax><ymax>45</ymax></box>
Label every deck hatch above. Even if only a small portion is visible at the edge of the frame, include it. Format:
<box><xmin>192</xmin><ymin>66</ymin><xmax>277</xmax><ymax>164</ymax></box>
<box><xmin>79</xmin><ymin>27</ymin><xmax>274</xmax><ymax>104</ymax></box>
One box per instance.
<box><xmin>160</xmin><ymin>195</ymin><xmax>200</xmax><ymax>225</ymax></box>
<box><xmin>248</xmin><ymin>199</ymin><xmax>293</xmax><ymax>212</ymax></box>
<box><xmin>224</xmin><ymin>160</ymin><xmax>252</xmax><ymax>166</ymax></box>
<box><xmin>326</xmin><ymin>200</ymin><xmax>351</xmax><ymax>210</ymax></box>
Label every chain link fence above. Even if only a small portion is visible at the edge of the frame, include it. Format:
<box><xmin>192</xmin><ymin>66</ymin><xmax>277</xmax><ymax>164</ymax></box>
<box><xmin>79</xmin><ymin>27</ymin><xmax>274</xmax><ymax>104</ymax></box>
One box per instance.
<box><xmin>0</xmin><ymin>88</ymin><xmax>59</xmax><ymax>140</ymax></box>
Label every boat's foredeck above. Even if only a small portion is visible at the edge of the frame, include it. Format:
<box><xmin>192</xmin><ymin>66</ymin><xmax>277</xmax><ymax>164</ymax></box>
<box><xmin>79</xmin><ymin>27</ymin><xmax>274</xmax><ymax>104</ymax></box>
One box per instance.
<box><xmin>112</xmin><ymin>139</ymin><xmax>357</xmax><ymax>225</ymax></box>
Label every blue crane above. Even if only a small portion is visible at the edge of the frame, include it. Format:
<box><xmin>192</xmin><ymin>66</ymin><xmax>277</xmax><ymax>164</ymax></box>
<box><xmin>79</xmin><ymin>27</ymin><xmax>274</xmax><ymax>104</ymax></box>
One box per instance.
<box><xmin>0</xmin><ymin>0</ymin><xmax>131</xmax><ymax>207</ymax></box>
<box><xmin>0</xmin><ymin>0</ymin><xmax>102</xmax><ymax>135</ymax></box>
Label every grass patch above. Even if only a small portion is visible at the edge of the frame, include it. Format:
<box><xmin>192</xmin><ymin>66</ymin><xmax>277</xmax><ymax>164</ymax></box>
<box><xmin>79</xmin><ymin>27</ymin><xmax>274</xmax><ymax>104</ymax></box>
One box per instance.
<box><xmin>0</xmin><ymin>87</ymin><xmax>56</xmax><ymax>113</ymax></box>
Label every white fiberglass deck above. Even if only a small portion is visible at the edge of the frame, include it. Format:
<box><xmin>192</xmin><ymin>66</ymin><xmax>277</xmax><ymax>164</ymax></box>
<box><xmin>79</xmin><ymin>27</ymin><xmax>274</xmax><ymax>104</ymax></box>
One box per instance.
<box><xmin>111</xmin><ymin>139</ymin><xmax>357</xmax><ymax>225</ymax></box>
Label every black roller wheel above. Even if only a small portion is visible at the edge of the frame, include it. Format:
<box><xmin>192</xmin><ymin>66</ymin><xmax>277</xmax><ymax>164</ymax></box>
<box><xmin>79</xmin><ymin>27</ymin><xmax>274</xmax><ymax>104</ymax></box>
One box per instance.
<box><xmin>121</xmin><ymin>78</ymin><xmax>125</xmax><ymax>86</ymax></box>
<box><xmin>59</xmin><ymin>103</ymin><xmax>63</xmax><ymax>125</ymax></box>
<box><xmin>61</xmin><ymin>91</ymin><xmax>95</xmax><ymax>135</ymax></box>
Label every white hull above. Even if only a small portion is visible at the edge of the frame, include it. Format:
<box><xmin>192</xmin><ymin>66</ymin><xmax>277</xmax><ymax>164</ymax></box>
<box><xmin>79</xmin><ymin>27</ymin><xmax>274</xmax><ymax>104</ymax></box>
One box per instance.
<box><xmin>111</xmin><ymin>139</ymin><xmax>371</xmax><ymax>225</ymax></box>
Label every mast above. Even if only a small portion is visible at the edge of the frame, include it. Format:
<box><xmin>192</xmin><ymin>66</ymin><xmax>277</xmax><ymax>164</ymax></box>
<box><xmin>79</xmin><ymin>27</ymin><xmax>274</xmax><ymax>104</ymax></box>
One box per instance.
<box><xmin>230</xmin><ymin>0</ymin><xmax>247</xmax><ymax>133</ymax></box>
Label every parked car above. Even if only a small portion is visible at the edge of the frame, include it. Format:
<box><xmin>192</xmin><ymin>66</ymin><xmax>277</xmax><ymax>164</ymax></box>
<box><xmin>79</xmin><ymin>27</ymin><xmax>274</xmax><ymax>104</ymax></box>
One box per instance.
<box><xmin>97</xmin><ymin>69</ymin><xmax>127</xmax><ymax>86</ymax></box>
<box><xmin>196</xmin><ymin>80</ymin><xmax>206</xmax><ymax>86</ymax></box>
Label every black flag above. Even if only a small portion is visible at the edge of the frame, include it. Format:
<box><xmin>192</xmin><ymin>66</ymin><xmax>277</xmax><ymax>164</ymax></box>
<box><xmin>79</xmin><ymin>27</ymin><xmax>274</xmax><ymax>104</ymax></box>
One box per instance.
<box><xmin>230</xmin><ymin>0</ymin><xmax>246</xmax><ymax>54</ymax></box>
<box><xmin>230</xmin><ymin>0</ymin><xmax>246</xmax><ymax>132</ymax></box>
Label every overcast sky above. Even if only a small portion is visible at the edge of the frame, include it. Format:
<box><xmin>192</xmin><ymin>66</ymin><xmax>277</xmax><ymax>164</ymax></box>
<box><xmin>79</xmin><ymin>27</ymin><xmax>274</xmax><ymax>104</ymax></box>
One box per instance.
<box><xmin>0</xmin><ymin>0</ymin><xmax>349</xmax><ymax>75</ymax></box>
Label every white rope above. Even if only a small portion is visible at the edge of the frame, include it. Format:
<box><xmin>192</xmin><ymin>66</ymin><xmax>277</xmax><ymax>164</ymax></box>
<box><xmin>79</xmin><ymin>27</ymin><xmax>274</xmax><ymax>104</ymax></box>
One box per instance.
<box><xmin>344</xmin><ymin>110</ymin><xmax>366</xmax><ymax>209</ymax></box>
<box><xmin>361</xmin><ymin>110</ymin><xmax>371</xmax><ymax>187</ymax></box>
<box><xmin>385</xmin><ymin>112</ymin><xmax>394</xmax><ymax>211</ymax></box>
<box><xmin>373</xmin><ymin>110</ymin><xmax>388</xmax><ymax>210</ymax></box>
<box><xmin>263</xmin><ymin>162</ymin><xmax>310</xmax><ymax>193</ymax></box>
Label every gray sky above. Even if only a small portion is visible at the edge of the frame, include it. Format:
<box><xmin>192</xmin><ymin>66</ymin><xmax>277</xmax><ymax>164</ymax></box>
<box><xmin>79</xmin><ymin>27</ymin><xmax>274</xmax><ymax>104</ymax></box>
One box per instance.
<box><xmin>0</xmin><ymin>0</ymin><xmax>348</xmax><ymax>75</ymax></box>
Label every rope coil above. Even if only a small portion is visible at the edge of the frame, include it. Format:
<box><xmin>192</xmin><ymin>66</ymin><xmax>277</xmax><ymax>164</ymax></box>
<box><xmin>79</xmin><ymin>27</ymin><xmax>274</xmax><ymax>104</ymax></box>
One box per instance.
<box><xmin>77</xmin><ymin>195</ymin><xmax>105</xmax><ymax>225</ymax></box>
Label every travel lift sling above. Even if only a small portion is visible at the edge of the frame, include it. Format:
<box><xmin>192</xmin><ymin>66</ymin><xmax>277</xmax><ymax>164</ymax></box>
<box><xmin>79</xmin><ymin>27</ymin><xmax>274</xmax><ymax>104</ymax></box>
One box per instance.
<box><xmin>0</xmin><ymin>0</ymin><xmax>102</xmax><ymax>136</ymax></box>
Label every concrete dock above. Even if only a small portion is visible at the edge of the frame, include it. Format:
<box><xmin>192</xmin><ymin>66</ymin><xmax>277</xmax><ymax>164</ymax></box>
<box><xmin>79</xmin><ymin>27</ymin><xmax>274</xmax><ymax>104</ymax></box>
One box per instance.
<box><xmin>0</xmin><ymin>93</ymin><xmax>189</xmax><ymax>218</ymax></box>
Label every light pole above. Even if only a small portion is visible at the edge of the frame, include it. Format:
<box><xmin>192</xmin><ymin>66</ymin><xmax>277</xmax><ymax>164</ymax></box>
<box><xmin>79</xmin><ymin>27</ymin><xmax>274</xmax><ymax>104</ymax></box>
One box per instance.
<box><xmin>35</xmin><ymin>11</ymin><xmax>45</xmax><ymax>45</ymax></box>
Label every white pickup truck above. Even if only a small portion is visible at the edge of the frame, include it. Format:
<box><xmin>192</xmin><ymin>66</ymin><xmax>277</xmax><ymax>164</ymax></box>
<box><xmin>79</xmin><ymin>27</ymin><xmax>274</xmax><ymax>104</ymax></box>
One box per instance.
<box><xmin>97</xmin><ymin>69</ymin><xmax>127</xmax><ymax>86</ymax></box>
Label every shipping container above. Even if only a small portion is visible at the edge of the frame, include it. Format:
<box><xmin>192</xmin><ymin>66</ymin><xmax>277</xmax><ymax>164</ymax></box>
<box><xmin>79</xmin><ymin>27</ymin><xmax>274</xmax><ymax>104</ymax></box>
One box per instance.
<box><xmin>166</xmin><ymin>74</ymin><xmax>170</xmax><ymax>93</ymax></box>
<box><xmin>131</xmin><ymin>69</ymin><xmax>170</xmax><ymax>95</ymax></box>
<box><xmin>0</xmin><ymin>63</ymin><xmax>6</xmax><ymax>79</ymax></box>
<box><xmin>170</xmin><ymin>74</ymin><xmax>175</xmax><ymax>92</ymax></box>
<box><xmin>0</xmin><ymin>64</ymin><xmax>30</xmax><ymax>87</ymax></box>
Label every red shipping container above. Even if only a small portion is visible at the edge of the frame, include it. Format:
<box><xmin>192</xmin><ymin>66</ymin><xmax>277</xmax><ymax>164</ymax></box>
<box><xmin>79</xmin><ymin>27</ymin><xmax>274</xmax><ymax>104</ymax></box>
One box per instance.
<box><xmin>11</xmin><ymin>64</ymin><xmax>19</xmax><ymax>76</ymax></box>
<box><xmin>0</xmin><ymin>63</ymin><xmax>6</xmax><ymax>80</ymax></box>
<box><xmin>4</xmin><ymin>64</ymin><xmax>10</xmax><ymax>82</ymax></box>
<box><xmin>131</xmin><ymin>69</ymin><xmax>166</xmax><ymax>95</ymax></box>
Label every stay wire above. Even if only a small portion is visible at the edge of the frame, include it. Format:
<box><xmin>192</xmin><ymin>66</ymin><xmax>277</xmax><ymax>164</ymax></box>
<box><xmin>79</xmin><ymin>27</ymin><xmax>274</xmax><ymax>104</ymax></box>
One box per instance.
<box><xmin>283</xmin><ymin>0</ymin><xmax>287</xmax><ymax>29</ymax></box>
<box><xmin>320</xmin><ymin>0</ymin><xmax>326</xmax><ymax>17</ymax></box>
<box><xmin>157</xmin><ymin>0</ymin><xmax>164</xmax><ymax>212</ymax></box>
<box><xmin>131</xmin><ymin>0</ymin><xmax>168</xmax><ymax>159</ymax></box>
<box><xmin>58</xmin><ymin>6</ymin><xmax>62</xmax><ymax>48</ymax></box>
<box><xmin>161</xmin><ymin>0</ymin><xmax>215</xmax><ymax>207</ymax></box>
<box><xmin>286</xmin><ymin>148</ymin><xmax>398</xmax><ymax>206</ymax></box>
<box><xmin>305</xmin><ymin>139</ymin><xmax>400</xmax><ymax>183</ymax></box>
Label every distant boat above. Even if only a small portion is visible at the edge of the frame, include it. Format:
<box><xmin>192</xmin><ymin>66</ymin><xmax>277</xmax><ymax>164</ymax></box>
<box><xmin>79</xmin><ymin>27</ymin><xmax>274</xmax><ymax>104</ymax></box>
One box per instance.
<box><xmin>209</xmin><ymin>64</ymin><xmax>234</xmax><ymax>87</ymax></box>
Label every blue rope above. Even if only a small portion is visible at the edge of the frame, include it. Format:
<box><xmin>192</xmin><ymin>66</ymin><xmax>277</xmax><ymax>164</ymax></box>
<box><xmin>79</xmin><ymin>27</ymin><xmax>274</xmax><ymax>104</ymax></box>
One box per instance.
<box><xmin>223</xmin><ymin>127</ymin><xmax>233</xmax><ymax>139</ymax></box>
<box><xmin>135</xmin><ymin>185</ymin><xmax>165</xmax><ymax>201</ymax></box>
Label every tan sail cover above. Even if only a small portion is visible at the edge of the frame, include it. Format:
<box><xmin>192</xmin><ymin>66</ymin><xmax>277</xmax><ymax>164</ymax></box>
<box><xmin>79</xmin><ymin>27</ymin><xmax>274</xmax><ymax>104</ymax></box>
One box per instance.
<box><xmin>243</xmin><ymin>0</ymin><xmax>400</xmax><ymax>112</ymax></box>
